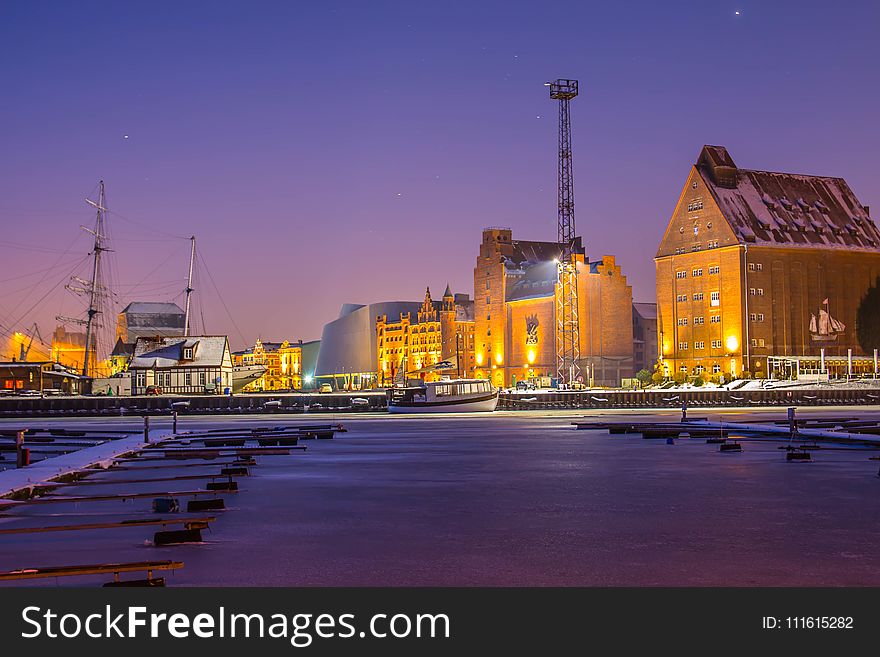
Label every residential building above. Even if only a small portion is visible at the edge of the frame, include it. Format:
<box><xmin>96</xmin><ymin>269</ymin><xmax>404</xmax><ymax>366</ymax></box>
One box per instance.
<box><xmin>129</xmin><ymin>336</ymin><xmax>233</xmax><ymax>395</ymax></box>
<box><xmin>232</xmin><ymin>339</ymin><xmax>305</xmax><ymax>391</ymax></box>
<box><xmin>376</xmin><ymin>285</ymin><xmax>475</xmax><ymax>385</ymax></box>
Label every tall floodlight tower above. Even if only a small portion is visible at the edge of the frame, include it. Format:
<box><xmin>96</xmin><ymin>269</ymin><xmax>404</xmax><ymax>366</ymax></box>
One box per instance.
<box><xmin>548</xmin><ymin>79</ymin><xmax>581</xmax><ymax>385</ymax></box>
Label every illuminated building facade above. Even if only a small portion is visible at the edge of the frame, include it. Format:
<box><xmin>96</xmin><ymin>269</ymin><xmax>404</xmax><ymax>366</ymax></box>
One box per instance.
<box><xmin>376</xmin><ymin>286</ymin><xmax>475</xmax><ymax>385</ymax></box>
<box><xmin>232</xmin><ymin>339</ymin><xmax>304</xmax><ymax>391</ymax></box>
<box><xmin>51</xmin><ymin>325</ymin><xmax>99</xmax><ymax>376</ymax></box>
<box><xmin>656</xmin><ymin>145</ymin><xmax>880</xmax><ymax>379</ymax></box>
<box><xmin>474</xmin><ymin>227</ymin><xmax>634</xmax><ymax>387</ymax></box>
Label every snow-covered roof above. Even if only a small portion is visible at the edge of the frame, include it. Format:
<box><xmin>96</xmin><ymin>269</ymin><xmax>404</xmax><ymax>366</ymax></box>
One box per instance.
<box><xmin>698</xmin><ymin>145</ymin><xmax>880</xmax><ymax>251</ymax></box>
<box><xmin>129</xmin><ymin>335</ymin><xmax>229</xmax><ymax>369</ymax></box>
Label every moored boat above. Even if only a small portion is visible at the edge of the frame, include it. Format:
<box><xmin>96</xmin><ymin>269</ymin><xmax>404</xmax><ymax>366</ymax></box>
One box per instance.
<box><xmin>387</xmin><ymin>378</ymin><xmax>498</xmax><ymax>413</ymax></box>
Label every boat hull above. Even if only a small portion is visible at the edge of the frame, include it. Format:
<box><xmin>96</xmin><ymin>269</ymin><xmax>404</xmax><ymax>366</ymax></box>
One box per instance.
<box><xmin>388</xmin><ymin>391</ymin><xmax>499</xmax><ymax>414</ymax></box>
<box><xmin>231</xmin><ymin>365</ymin><xmax>267</xmax><ymax>393</ymax></box>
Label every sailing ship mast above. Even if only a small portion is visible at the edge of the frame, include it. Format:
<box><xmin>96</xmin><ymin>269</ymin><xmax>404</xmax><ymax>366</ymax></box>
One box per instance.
<box><xmin>57</xmin><ymin>181</ymin><xmax>109</xmax><ymax>377</ymax></box>
<box><xmin>183</xmin><ymin>235</ymin><xmax>196</xmax><ymax>336</ymax></box>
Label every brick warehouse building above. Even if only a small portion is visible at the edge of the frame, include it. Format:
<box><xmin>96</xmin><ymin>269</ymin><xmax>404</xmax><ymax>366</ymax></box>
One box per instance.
<box><xmin>656</xmin><ymin>145</ymin><xmax>880</xmax><ymax>380</ymax></box>
<box><xmin>474</xmin><ymin>227</ymin><xmax>633</xmax><ymax>388</ymax></box>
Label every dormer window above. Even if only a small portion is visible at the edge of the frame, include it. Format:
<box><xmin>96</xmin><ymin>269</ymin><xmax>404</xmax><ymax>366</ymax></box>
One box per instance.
<box><xmin>183</xmin><ymin>347</ymin><xmax>194</xmax><ymax>360</ymax></box>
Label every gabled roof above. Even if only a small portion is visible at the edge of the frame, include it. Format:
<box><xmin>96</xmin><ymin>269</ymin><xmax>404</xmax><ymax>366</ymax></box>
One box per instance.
<box><xmin>110</xmin><ymin>337</ymin><xmax>134</xmax><ymax>357</ymax></box>
<box><xmin>697</xmin><ymin>145</ymin><xmax>880</xmax><ymax>251</ymax></box>
<box><xmin>633</xmin><ymin>302</ymin><xmax>657</xmax><ymax>321</ymax></box>
<box><xmin>121</xmin><ymin>302</ymin><xmax>185</xmax><ymax>315</ymax></box>
<box><xmin>129</xmin><ymin>336</ymin><xmax>229</xmax><ymax>369</ymax></box>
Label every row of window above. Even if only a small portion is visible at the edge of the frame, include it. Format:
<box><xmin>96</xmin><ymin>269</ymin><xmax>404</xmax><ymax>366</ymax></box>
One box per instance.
<box><xmin>747</xmin><ymin>263</ymin><xmax>763</xmax><ymax>271</ymax></box>
<box><xmin>676</xmin><ymin>266</ymin><xmax>722</xmax><ymax>278</ymax></box>
<box><xmin>675</xmin><ymin>338</ymin><xmax>767</xmax><ymax>351</ymax></box>
<box><xmin>749</xmin><ymin>288</ymin><xmax>765</xmax><ymax>296</ymax></box>
<box><xmin>750</xmin><ymin>313</ymin><xmax>765</xmax><ymax>322</ymax></box>
<box><xmin>676</xmin><ymin>292</ymin><xmax>721</xmax><ymax>303</ymax></box>
<box><xmin>687</xmin><ymin>200</ymin><xmax>703</xmax><ymax>212</ymax></box>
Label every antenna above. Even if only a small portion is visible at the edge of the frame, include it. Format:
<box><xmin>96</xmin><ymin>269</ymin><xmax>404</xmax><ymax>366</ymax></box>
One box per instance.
<box><xmin>184</xmin><ymin>236</ymin><xmax>196</xmax><ymax>336</ymax></box>
<box><xmin>548</xmin><ymin>79</ymin><xmax>582</xmax><ymax>385</ymax></box>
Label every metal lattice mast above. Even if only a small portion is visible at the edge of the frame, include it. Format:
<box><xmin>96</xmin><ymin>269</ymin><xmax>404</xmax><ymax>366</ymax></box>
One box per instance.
<box><xmin>549</xmin><ymin>79</ymin><xmax>581</xmax><ymax>385</ymax></box>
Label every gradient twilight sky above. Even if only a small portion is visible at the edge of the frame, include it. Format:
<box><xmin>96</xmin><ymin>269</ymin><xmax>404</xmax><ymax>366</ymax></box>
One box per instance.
<box><xmin>1</xmin><ymin>0</ymin><xmax>878</xmax><ymax>353</ymax></box>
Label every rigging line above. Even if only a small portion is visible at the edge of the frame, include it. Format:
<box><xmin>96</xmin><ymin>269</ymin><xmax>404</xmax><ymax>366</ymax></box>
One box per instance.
<box><xmin>104</xmin><ymin>207</ymin><xmax>191</xmax><ymax>241</ymax></box>
<box><xmin>0</xmin><ymin>257</ymin><xmax>89</xmax><ymax>285</ymax></box>
<box><xmin>197</xmin><ymin>251</ymin><xmax>246</xmax><ymax>345</ymax></box>
<box><xmin>118</xmin><ymin>243</ymin><xmax>188</xmax><ymax>302</ymax></box>
<box><xmin>1</xmin><ymin>227</ymin><xmax>89</xmax><ymax>323</ymax></box>
<box><xmin>1</xmin><ymin>254</ymin><xmax>91</xmax><ymax>341</ymax></box>
<box><xmin>0</xmin><ymin>240</ymin><xmax>92</xmax><ymax>255</ymax></box>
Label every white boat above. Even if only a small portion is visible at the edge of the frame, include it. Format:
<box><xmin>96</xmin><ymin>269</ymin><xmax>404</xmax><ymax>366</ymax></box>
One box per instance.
<box><xmin>232</xmin><ymin>364</ymin><xmax>267</xmax><ymax>393</ymax></box>
<box><xmin>387</xmin><ymin>378</ymin><xmax>498</xmax><ymax>413</ymax></box>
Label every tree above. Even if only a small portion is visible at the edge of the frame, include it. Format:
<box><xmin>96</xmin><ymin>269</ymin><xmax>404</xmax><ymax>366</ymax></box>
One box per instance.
<box><xmin>673</xmin><ymin>371</ymin><xmax>687</xmax><ymax>385</ymax></box>
<box><xmin>635</xmin><ymin>369</ymin><xmax>653</xmax><ymax>388</ymax></box>
<box><xmin>651</xmin><ymin>371</ymin><xmax>665</xmax><ymax>385</ymax></box>
<box><xmin>692</xmin><ymin>375</ymin><xmax>704</xmax><ymax>387</ymax></box>
<box><xmin>857</xmin><ymin>276</ymin><xmax>880</xmax><ymax>353</ymax></box>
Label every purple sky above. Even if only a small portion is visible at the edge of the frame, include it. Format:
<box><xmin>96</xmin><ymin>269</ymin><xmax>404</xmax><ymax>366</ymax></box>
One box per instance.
<box><xmin>1</xmin><ymin>1</ymin><xmax>878</xmax><ymax>353</ymax></box>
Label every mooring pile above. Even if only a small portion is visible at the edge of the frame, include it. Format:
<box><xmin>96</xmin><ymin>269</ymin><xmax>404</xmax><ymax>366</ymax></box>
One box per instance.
<box><xmin>0</xmin><ymin>421</ymin><xmax>345</xmax><ymax>586</ymax></box>
<box><xmin>572</xmin><ymin>408</ymin><xmax>880</xmax><ymax>464</ymax></box>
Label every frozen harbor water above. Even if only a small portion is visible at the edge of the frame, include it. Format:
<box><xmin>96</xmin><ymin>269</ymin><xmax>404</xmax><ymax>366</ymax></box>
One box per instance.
<box><xmin>2</xmin><ymin>408</ymin><xmax>880</xmax><ymax>586</ymax></box>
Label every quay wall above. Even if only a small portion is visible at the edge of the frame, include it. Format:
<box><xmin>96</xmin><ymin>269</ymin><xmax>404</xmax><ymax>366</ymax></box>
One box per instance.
<box><xmin>0</xmin><ymin>387</ymin><xmax>877</xmax><ymax>417</ymax></box>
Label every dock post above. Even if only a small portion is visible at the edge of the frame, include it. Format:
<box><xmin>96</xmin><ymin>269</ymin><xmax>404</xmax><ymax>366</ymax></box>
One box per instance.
<box><xmin>15</xmin><ymin>430</ymin><xmax>28</xmax><ymax>468</ymax></box>
<box><xmin>788</xmin><ymin>407</ymin><xmax>797</xmax><ymax>440</ymax></box>
<box><xmin>144</xmin><ymin>416</ymin><xmax>150</xmax><ymax>444</ymax></box>
<box><xmin>172</xmin><ymin>411</ymin><xmax>178</xmax><ymax>435</ymax></box>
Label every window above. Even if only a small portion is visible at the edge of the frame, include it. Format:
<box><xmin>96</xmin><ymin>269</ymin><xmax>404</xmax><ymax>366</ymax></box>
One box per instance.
<box><xmin>691</xmin><ymin>244</ymin><xmax>701</xmax><ymax>252</ymax></box>
<box><xmin>199</xmin><ymin>372</ymin><xmax>206</xmax><ymax>386</ymax></box>
<box><xmin>687</xmin><ymin>200</ymin><xmax>703</xmax><ymax>212</ymax></box>
<box><xmin>678</xmin><ymin>342</ymin><xmax>688</xmax><ymax>350</ymax></box>
<box><xmin>695</xmin><ymin>365</ymin><xmax>705</xmax><ymax>374</ymax></box>
<box><xmin>185</xmin><ymin>372</ymin><xmax>192</xmax><ymax>386</ymax></box>
<box><xmin>695</xmin><ymin>341</ymin><xmax>705</xmax><ymax>349</ymax></box>
<box><xmin>676</xmin><ymin>294</ymin><xmax>687</xmax><ymax>303</ymax></box>
<box><xmin>693</xmin><ymin>292</ymin><xmax>704</xmax><ymax>301</ymax></box>
<box><xmin>710</xmin><ymin>315</ymin><xmax>721</xmax><ymax>324</ymax></box>
<box><xmin>711</xmin><ymin>339</ymin><xmax>722</xmax><ymax>349</ymax></box>
<box><xmin>694</xmin><ymin>316</ymin><xmax>704</xmax><ymax>325</ymax></box>
<box><xmin>692</xmin><ymin>268</ymin><xmax>703</xmax><ymax>277</ymax></box>
<box><xmin>757</xmin><ymin>313</ymin><xmax>764</xmax><ymax>321</ymax></box>
<box><xmin>708</xmin><ymin>265</ymin><xmax>720</xmax><ymax>274</ymax></box>
<box><xmin>750</xmin><ymin>288</ymin><xmax>764</xmax><ymax>296</ymax></box>
<box><xmin>751</xmin><ymin>338</ymin><xmax>758</xmax><ymax>347</ymax></box>
<box><xmin>710</xmin><ymin>291</ymin><xmax>720</xmax><ymax>306</ymax></box>
<box><xmin>750</xmin><ymin>313</ymin><xmax>757</xmax><ymax>321</ymax></box>
<box><xmin>707</xmin><ymin>240</ymin><xmax>719</xmax><ymax>249</ymax></box>
<box><xmin>486</xmin><ymin>297</ymin><xmax>491</xmax><ymax>304</ymax></box>
<box><xmin>692</xmin><ymin>181</ymin><xmax>698</xmax><ymax>189</ymax></box>
<box><xmin>748</xmin><ymin>263</ymin><xmax>755</xmax><ymax>271</ymax></box>
<box><xmin>136</xmin><ymin>372</ymin><xmax>145</xmax><ymax>387</ymax></box>
<box><xmin>676</xmin><ymin>271</ymin><xmax>687</xmax><ymax>279</ymax></box>
<box><xmin>712</xmin><ymin>363</ymin><xmax>721</xmax><ymax>374</ymax></box>
<box><xmin>674</xmin><ymin>247</ymin><xmax>685</xmax><ymax>255</ymax></box>
<box><xmin>183</xmin><ymin>347</ymin><xmax>193</xmax><ymax>359</ymax></box>
<box><xmin>757</xmin><ymin>288</ymin><xmax>764</xmax><ymax>296</ymax></box>
<box><xmin>756</xmin><ymin>263</ymin><xmax>763</xmax><ymax>271</ymax></box>
<box><xmin>677</xmin><ymin>318</ymin><xmax>688</xmax><ymax>326</ymax></box>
